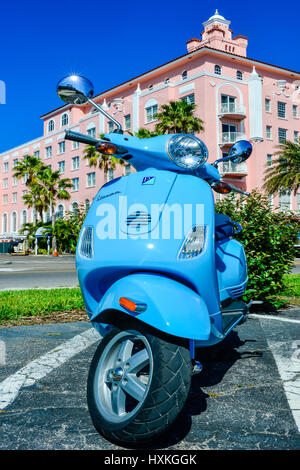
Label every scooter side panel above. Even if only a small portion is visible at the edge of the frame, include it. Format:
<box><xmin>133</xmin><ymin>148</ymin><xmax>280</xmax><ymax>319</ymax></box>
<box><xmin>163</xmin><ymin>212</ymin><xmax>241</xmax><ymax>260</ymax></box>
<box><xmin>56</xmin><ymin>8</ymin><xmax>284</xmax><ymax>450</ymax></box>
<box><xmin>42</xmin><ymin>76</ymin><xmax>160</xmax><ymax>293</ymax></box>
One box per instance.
<box><xmin>90</xmin><ymin>273</ymin><xmax>212</xmax><ymax>341</ymax></box>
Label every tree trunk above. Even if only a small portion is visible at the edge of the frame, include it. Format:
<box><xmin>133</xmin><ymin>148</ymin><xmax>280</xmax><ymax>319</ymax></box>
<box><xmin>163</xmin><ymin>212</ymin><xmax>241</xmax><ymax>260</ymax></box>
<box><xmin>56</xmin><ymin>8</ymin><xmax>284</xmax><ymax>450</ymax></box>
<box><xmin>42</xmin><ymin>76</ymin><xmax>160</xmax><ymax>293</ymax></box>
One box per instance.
<box><xmin>51</xmin><ymin>202</ymin><xmax>57</xmax><ymax>254</ymax></box>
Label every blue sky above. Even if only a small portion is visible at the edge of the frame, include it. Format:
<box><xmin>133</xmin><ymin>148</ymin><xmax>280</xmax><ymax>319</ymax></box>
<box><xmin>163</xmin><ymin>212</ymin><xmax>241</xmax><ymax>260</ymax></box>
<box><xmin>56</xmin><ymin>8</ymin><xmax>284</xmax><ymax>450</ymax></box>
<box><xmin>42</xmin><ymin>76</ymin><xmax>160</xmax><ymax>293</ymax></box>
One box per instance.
<box><xmin>0</xmin><ymin>0</ymin><xmax>299</xmax><ymax>153</ymax></box>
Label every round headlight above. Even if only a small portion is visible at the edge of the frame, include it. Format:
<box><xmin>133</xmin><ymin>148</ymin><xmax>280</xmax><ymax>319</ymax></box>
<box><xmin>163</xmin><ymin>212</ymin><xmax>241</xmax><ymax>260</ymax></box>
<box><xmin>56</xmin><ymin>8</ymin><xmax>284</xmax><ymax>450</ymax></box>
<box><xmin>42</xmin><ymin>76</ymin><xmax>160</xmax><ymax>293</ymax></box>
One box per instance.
<box><xmin>167</xmin><ymin>135</ymin><xmax>208</xmax><ymax>170</ymax></box>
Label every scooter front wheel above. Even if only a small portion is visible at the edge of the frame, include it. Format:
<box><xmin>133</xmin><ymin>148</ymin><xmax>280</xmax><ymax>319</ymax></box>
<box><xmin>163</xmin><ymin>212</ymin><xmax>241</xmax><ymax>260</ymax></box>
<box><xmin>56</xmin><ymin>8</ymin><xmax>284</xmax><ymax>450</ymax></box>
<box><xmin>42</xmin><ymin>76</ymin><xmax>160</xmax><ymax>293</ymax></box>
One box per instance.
<box><xmin>87</xmin><ymin>322</ymin><xmax>192</xmax><ymax>446</ymax></box>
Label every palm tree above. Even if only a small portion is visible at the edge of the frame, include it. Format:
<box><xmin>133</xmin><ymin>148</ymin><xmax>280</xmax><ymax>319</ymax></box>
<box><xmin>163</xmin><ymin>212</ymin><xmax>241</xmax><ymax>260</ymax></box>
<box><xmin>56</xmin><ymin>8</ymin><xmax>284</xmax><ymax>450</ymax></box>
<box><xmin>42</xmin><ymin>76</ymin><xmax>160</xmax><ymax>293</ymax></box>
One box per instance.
<box><xmin>14</xmin><ymin>155</ymin><xmax>47</xmax><ymax>226</ymax></box>
<box><xmin>154</xmin><ymin>100</ymin><xmax>204</xmax><ymax>135</ymax></box>
<box><xmin>264</xmin><ymin>139</ymin><xmax>300</xmax><ymax>196</ymax></box>
<box><xmin>38</xmin><ymin>168</ymin><xmax>72</xmax><ymax>252</ymax></box>
<box><xmin>83</xmin><ymin>134</ymin><xmax>125</xmax><ymax>182</ymax></box>
<box><xmin>134</xmin><ymin>128</ymin><xmax>162</xmax><ymax>139</ymax></box>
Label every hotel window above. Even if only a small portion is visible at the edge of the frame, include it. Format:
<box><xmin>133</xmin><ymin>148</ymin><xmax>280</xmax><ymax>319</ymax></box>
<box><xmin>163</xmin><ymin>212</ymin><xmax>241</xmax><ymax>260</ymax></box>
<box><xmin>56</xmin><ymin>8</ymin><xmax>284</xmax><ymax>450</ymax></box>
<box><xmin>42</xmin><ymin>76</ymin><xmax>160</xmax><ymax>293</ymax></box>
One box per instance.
<box><xmin>267</xmin><ymin>154</ymin><xmax>272</xmax><ymax>167</ymax></box>
<box><xmin>58</xmin><ymin>161</ymin><xmax>65</xmax><ymax>173</ymax></box>
<box><xmin>21</xmin><ymin>210</ymin><xmax>27</xmax><ymax>226</ymax></box>
<box><xmin>11</xmin><ymin>212</ymin><xmax>17</xmax><ymax>232</ymax></box>
<box><xmin>108</xmin><ymin>121</ymin><xmax>114</xmax><ymax>133</ymax></box>
<box><xmin>22</xmin><ymin>173</ymin><xmax>28</xmax><ymax>184</ymax></box>
<box><xmin>278</xmin><ymin>128</ymin><xmax>287</xmax><ymax>143</ymax></box>
<box><xmin>61</xmin><ymin>113</ymin><xmax>69</xmax><ymax>127</ymax></box>
<box><xmin>221</xmin><ymin>94</ymin><xmax>236</xmax><ymax>113</ymax></box>
<box><xmin>293</xmin><ymin>105</ymin><xmax>298</xmax><ymax>118</ymax></box>
<box><xmin>72</xmin><ymin>177</ymin><xmax>79</xmax><ymax>191</ymax></box>
<box><xmin>57</xmin><ymin>204</ymin><xmax>64</xmax><ymax>219</ymax></box>
<box><xmin>124</xmin><ymin>114</ymin><xmax>131</xmax><ymax>130</ymax></box>
<box><xmin>214</xmin><ymin>65</ymin><xmax>221</xmax><ymax>75</ymax></box>
<box><xmin>2</xmin><ymin>213</ymin><xmax>8</xmax><ymax>232</ymax></box>
<box><xmin>265</xmin><ymin>98</ymin><xmax>271</xmax><ymax>112</ymax></box>
<box><xmin>277</xmin><ymin>101</ymin><xmax>286</xmax><ymax>118</ymax></box>
<box><xmin>266</xmin><ymin>126</ymin><xmax>272</xmax><ymax>139</ymax></box>
<box><xmin>72</xmin><ymin>141</ymin><xmax>79</xmax><ymax>150</ymax></box>
<box><xmin>72</xmin><ymin>156</ymin><xmax>79</xmax><ymax>170</ymax></box>
<box><xmin>294</xmin><ymin>131</ymin><xmax>299</xmax><ymax>143</ymax></box>
<box><xmin>34</xmin><ymin>150</ymin><xmax>40</xmax><ymax>159</ymax></box>
<box><xmin>145</xmin><ymin>104</ymin><xmax>158</xmax><ymax>123</ymax></box>
<box><xmin>182</xmin><ymin>71</ymin><xmax>187</xmax><ymax>80</ymax></box>
<box><xmin>4</xmin><ymin>162</ymin><xmax>8</xmax><ymax>172</ymax></box>
<box><xmin>85</xmin><ymin>199</ymin><xmax>90</xmax><ymax>211</ymax></box>
<box><xmin>181</xmin><ymin>94</ymin><xmax>195</xmax><ymax>105</ymax></box>
<box><xmin>46</xmin><ymin>146</ymin><xmax>52</xmax><ymax>158</ymax></box>
<box><xmin>3</xmin><ymin>178</ymin><xmax>8</xmax><ymax>188</ymax></box>
<box><xmin>87</xmin><ymin>127</ymin><xmax>96</xmax><ymax>138</ymax></box>
<box><xmin>13</xmin><ymin>158</ymin><xmax>18</xmax><ymax>167</ymax></box>
<box><xmin>87</xmin><ymin>172</ymin><xmax>96</xmax><ymax>187</ymax></box>
<box><xmin>236</xmin><ymin>70</ymin><xmax>243</xmax><ymax>80</ymax></box>
<box><xmin>48</xmin><ymin>120</ymin><xmax>55</xmax><ymax>132</ymax></box>
<box><xmin>279</xmin><ymin>191</ymin><xmax>291</xmax><ymax>212</ymax></box>
<box><xmin>108</xmin><ymin>169</ymin><xmax>114</xmax><ymax>181</ymax></box>
<box><xmin>12</xmin><ymin>192</ymin><xmax>17</xmax><ymax>203</ymax></box>
<box><xmin>72</xmin><ymin>201</ymin><xmax>79</xmax><ymax>214</ymax></box>
<box><xmin>58</xmin><ymin>141</ymin><xmax>65</xmax><ymax>154</ymax></box>
<box><xmin>3</xmin><ymin>194</ymin><xmax>8</xmax><ymax>204</ymax></box>
<box><xmin>12</xmin><ymin>176</ymin><xmax>18</xmax><ymax>186</ymax></box>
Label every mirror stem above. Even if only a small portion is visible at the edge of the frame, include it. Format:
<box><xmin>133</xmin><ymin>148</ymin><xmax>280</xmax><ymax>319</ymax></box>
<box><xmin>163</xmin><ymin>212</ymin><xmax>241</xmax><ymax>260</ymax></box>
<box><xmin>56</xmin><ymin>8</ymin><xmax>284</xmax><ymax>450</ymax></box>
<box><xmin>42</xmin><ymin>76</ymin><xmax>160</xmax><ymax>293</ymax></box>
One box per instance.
<box><xmin>87</xmin><ymin>98</ymin><xmax>123</xmax><ymax>134</ymax></box>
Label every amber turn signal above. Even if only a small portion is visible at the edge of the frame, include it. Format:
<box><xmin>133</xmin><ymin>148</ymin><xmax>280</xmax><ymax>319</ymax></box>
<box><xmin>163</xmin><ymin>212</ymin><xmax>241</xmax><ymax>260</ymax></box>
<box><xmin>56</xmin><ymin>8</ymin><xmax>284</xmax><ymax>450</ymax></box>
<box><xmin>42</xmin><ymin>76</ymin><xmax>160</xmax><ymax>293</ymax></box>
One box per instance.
<box><xmin>97</xmin><ymin>142</ymin><xmax>118</xmax><ymax>155</ymax></box>
<box><xmin>119</xmin><ymin>297</ymin><xmax>137</xmax><ymax>312</ymax></box>
<box><xmin>212</xmin><ymin>181</ymin><xmax>232</xmax><ymax>194</ymax></box>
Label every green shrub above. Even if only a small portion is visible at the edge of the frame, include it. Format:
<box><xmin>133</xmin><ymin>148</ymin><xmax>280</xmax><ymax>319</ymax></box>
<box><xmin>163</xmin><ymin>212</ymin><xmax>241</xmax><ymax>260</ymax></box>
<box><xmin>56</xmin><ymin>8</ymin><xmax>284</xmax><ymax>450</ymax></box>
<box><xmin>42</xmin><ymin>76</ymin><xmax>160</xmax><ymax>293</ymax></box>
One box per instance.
<box><xmin>215</xmin><ymin>190</ymin><xmax>299</xmax><ymax>304</ymax></box>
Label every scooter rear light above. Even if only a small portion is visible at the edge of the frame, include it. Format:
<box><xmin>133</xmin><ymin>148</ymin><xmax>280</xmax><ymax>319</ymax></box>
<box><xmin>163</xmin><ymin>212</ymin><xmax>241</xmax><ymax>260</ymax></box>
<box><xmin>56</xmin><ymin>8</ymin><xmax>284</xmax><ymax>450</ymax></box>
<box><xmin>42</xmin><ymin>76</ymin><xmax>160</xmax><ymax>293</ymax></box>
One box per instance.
<box><xmin>78</xmin><ymin>226</ymin><xmax>94</xmax><ymax>259</ymax></box>
<box><xmin>178</xmin><ymin>225</ymin><xmax>206</xmax><ymax>259</ymax></box>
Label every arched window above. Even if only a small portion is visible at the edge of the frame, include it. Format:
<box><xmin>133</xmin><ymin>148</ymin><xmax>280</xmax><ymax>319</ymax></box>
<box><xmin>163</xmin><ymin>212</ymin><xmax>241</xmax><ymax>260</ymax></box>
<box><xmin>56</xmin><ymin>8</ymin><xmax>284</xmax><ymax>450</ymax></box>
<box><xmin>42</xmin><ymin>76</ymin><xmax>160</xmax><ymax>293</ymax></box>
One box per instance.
<box><xmin>215</xmin><ymin>65</ymin><xmax>221</xmax><ymax>75</ymax></box>
<box><xmin>61</xmin><ymin>113</ymin><xmax>69</xmax><ymax>127</ymax></box>
<box><xmin>85</xmin><ymin>199</ymin><xmax>90</xmax><ymax>212</ymax></box>
<box><xmin>182</xmin><ymin>71</ymin><xmax>187</xmax><ymax>80</ymax></box>
<box><xmin>21</xmin><ymin>210</ymin><xmax>27</xmax><ymax>226</ymax></box>
<box><xmin>48</xmin><ymin>119</ymin><xmax>55</xmax><ymax>132</ymax></box>
<box><xmin>72</xmin><ymin>201</ymin><xmax>79</xmax><ymax>214</ymax></box>
<box><xmin>11</xmin><ymin>212</ymin><xmax>17</xmax><ymax>232</ymax></box>
<box><xmin>236</xmin><ymin>70</ymin><xmax>243</xmax><ymax>80</ymax></box>
<box><xmin>57</xmin><ymin>204</ymin><xmax>64</xmax><ymax>219</ymax></box>
<box><xmin>2</xmin><ymin>213</ymin><xmax>8</xmax><ymax>233</ymax></box>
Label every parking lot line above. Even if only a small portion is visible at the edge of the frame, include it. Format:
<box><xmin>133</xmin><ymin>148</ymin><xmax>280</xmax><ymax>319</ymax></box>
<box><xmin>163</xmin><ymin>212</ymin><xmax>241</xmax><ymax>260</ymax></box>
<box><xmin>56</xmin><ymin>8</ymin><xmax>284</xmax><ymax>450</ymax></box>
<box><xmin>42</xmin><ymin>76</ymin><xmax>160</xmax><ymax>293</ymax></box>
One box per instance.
<box><xmin>0</xmin><ymin>328</ymin><xmax>101</xmax><ymax>410</ymax></box>
<box><xmin>249</xmin><ymin>314</ymin><xmax>300</xmax><ymax>324</ymax></box>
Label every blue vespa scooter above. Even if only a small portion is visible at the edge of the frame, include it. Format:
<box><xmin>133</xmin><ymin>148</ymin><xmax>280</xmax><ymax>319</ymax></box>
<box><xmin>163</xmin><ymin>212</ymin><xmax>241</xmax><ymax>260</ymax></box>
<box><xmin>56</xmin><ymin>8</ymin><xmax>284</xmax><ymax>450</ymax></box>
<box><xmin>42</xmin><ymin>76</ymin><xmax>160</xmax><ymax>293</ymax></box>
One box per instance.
<box><xmin>57</xmin><ymin>75</ymin><xmax>253</xmax><ymax>446</ymax></box>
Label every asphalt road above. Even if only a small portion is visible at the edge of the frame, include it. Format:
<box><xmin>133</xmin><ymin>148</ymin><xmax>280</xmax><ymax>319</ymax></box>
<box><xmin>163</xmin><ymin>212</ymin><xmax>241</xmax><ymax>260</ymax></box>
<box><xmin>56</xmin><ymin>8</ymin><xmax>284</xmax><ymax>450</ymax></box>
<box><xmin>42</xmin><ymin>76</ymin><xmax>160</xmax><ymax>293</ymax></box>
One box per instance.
<box><xmin>0</xmin><ymin>309</ymin><xmax>299</xmax><ymax>450</ymax></box>
<box><xmin>0</xmin><ymin>255</ymin><xmax>299</xmax><ymax>291</ymax></box>
<box><xmin>0</xmin><ymin>255</ymin><xmax>78</xmax><ymax>290</ymax></box>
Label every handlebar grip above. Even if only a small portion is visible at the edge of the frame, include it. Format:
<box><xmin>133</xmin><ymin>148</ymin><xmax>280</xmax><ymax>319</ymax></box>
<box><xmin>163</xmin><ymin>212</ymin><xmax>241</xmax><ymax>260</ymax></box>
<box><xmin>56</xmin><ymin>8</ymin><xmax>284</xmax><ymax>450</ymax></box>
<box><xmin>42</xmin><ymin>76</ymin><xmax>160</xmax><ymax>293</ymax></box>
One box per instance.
<box><xmin>64</xmin><ymin>130</ymin><xmax>100</xmax><ymax>146</ymax></box>
<box><xmin>227</xmin><ymin>183</ymin><xmax>250</xmax><ymax>196</ymax></box>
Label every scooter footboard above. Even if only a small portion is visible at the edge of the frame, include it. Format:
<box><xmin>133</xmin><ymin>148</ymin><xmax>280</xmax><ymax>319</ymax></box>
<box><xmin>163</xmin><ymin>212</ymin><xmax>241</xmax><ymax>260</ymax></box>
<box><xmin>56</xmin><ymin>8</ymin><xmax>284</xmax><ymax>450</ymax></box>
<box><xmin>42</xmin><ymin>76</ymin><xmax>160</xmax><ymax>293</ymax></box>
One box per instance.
<box><xmin>90</xmin><ymin>273</ymin><xmax>211</xmax><ymax>341</ymax></box>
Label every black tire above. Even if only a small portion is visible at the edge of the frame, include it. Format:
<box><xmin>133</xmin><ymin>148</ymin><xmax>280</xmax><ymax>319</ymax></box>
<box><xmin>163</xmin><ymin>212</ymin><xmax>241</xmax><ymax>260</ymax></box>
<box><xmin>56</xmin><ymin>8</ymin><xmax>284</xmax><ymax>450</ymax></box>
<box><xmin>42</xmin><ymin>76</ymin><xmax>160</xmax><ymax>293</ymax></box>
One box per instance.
<box><xmin>87</xmin><ymin>321</ymin><xmax>192</xmax><ymax>446</ymax></box>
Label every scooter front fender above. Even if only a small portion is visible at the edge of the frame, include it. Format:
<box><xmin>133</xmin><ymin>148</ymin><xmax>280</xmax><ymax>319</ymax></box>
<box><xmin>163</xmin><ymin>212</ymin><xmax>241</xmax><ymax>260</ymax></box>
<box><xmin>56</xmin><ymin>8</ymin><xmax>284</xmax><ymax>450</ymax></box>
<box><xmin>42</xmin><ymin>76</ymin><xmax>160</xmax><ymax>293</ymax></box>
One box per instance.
<box><xmin>90</xmin><ymin>273</ymin><xmax>211</xmax><ymax>341</ymax></box>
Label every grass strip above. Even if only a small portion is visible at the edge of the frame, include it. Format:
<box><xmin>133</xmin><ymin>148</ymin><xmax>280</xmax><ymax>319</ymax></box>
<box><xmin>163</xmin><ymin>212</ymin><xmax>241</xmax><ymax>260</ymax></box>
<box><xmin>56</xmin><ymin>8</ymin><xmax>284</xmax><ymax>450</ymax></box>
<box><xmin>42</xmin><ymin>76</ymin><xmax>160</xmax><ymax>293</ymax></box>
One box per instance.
<box><xmin>0</xmin><ymin>288</ymin><xmax>84</xmax><ymax>321</ymax></box>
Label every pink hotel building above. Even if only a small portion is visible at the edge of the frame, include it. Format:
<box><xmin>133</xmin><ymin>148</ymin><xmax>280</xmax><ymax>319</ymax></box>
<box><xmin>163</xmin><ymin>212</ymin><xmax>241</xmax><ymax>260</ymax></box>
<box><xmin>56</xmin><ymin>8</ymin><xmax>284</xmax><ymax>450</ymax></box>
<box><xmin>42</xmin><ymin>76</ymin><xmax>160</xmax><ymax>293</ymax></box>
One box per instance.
<box><xmin>1</xmin><ymin>10</ymin><xmax>300</xmax><ymax>239</ymax></box>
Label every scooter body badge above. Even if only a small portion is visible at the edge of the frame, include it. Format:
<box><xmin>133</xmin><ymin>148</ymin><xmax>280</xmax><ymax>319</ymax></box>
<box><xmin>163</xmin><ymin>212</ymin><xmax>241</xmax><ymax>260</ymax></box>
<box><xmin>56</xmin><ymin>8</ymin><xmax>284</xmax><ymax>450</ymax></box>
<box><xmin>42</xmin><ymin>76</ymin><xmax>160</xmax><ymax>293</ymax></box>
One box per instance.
<box><xmin>142</xmin><ymin>176</ymin><xmax>156</xmax><ymax>185</ymax></box>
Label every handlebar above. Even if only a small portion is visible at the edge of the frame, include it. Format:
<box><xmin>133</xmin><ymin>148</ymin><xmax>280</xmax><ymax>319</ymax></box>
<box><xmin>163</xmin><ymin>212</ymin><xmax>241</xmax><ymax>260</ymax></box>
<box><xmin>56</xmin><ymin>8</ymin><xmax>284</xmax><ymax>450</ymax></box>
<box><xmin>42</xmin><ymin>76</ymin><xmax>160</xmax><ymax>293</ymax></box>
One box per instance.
<box><xmin>65</xmin><ymin>130</ymin><xmax>101</xmax><ymax>146</ymax></box>
<box><xmin>227</xmin><ymin>184</ymin><xmax>250</xmax><ymax>196</ymax></box>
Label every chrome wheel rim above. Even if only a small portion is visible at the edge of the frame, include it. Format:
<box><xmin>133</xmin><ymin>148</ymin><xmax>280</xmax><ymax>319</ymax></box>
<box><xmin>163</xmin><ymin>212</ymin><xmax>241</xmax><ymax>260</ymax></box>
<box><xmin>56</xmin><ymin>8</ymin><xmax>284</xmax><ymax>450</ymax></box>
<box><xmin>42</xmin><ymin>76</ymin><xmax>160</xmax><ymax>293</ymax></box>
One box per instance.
<box><xmin>93</xmin><ymin>330</ymin><xmax>153</xmax><ymax>423</ymax></box>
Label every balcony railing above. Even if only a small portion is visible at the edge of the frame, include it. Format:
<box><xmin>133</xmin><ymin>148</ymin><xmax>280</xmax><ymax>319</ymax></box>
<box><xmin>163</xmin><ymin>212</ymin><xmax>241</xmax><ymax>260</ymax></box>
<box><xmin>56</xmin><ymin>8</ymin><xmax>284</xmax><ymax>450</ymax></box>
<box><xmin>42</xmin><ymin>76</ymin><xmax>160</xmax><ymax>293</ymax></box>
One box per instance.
<box><xmin>219</xmin><ymin>132</ymin><xmax>246</xmax><ymax>146</ymax></box>
<box><xmin>221</xmin><ymin>161</ymin><xmax>248</xmax><ymax>176</ymax></box>
<box><xmin>218</xmin><ymin>103</ymin><xmax>246</xmax><ymax>119</ymax></box>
